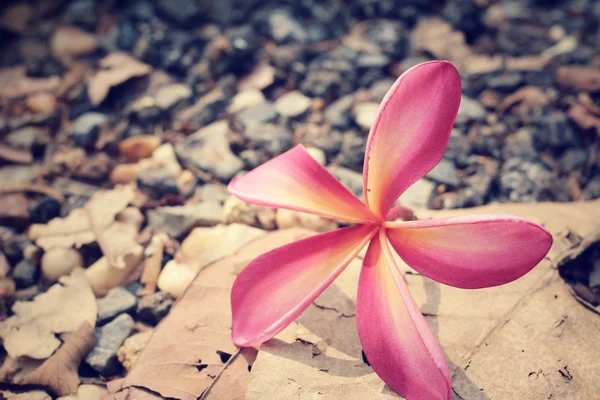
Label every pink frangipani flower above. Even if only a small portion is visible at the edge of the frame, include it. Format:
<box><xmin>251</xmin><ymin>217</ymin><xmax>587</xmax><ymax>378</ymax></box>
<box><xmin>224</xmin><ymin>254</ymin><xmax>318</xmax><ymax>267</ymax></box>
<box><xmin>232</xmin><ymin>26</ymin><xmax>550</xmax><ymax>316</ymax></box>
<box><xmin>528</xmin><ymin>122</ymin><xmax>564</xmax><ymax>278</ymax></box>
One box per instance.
<box><xmin>228</xmin><ymin>61</ymin><xmax>552</xmax><ymax>400</ymax></box>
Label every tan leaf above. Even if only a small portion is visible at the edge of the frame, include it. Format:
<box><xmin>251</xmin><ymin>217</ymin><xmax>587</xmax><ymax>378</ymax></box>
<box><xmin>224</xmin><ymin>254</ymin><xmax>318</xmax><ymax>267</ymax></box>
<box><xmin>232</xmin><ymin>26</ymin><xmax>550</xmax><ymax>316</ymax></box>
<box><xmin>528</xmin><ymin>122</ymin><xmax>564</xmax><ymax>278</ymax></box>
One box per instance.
<box><xmin>556</xmin><ymin>66</ymin><xmax>600</xmax><ymax>92</ymax></box>
<box><xmin>0</xmin><ymin>67</ymin><xmax>59</xmax><ymax>100</ymax></box>
<box><xmin>247</xmin><ymin>200</ymin><xmax>600</xmax><ymax>399</ymax></box>
<box><xmin>0</xmin><ymin>269</ymin><xmax>97</xmax><ymax>359</ymax></box>
<box><xmin>238</xmin><ymin>62</ymin><xmax>275</xmax><ymax>91</ymax></box>
<box><xmin>0</xmin><ymin>390</ymin><xmax>50</xmax><ymax>400</ymax></box>
<box><xmin>88</xmin><ymin>53</ymin><xmax>152</xmax><ymax>106</ymax></box>
<box><xmin>108</xmin><ymin>228</ymin><xmax>312</xmax><ymax>400</ymax></box>
<box><xmin>57</xmin><ymin>385</ymin><xmax>107</xmax><ymax>400</ymax></box>
<box><xmin>16</xmin><ymin>322</ymin><xmax>96</xmax><ymax>396</ymax></box>
<box><xmin>497</xmin><ymin>86</ymin><xmax>549</xmax><ymax>118</ymax></box>
<box><xmin>203</xmin><ymin>348</ymin><xmax>258</xmax><ymax>400</ymax></box>
<box><xmin>568</xmin><ymin>103</ymin><xmax>600</xmax><ymax>134</ymax></box>
<box><xmin>51</xmin><ymin>25</ymin><xmax>98</xmax><ymax>64</ymax></box>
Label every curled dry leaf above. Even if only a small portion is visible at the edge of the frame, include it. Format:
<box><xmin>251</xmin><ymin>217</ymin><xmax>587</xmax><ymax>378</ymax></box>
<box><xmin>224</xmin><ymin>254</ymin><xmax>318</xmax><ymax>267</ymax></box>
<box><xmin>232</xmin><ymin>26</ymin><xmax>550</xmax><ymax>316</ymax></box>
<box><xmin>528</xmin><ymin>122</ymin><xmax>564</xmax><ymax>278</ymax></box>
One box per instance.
<box><xmin>140</xmin><ymin>233</ymin><xmax>168</xmax><ymax>295</ymax></box>
<box><xmin>556</xmin><ymin>66</ymin><xmax>600</xmax><ymax>92</ymax></box>
<box><xmin>0</xmin><ymin>269</ymin><xmax>97</xmax><ymax>359</ymax></box>
<box><xmin>51</xmin><ymin>25</ymin><xmax>98</xmax><ymax>64</ymax></box>
<box><xmin>497</xmin><ymin>86</ymin><xmax>549</xmax><ymax>118</ymax></box>
<box><xmin>30</xmin><ymin>186</ymin><xmax>134</xmax><ymax>247</ymax></box>
<box><xmin>16</xmin><ymin>322</ymin><xmax>96</xmax><ymax>396</ymax></box>
<box><xmin>0</xmin><ymin>67</ymin><xmax>60</xmax><ymax>100</ymax></box>
<box><xmin>568</xmin><ymin>103</ymin><xmax>600</xmax><ymax>134</ymax></box>
<box><xmin>88</xmin><ymin>52</ymin><xmax>152</xmax><ymax>105</ymax></box>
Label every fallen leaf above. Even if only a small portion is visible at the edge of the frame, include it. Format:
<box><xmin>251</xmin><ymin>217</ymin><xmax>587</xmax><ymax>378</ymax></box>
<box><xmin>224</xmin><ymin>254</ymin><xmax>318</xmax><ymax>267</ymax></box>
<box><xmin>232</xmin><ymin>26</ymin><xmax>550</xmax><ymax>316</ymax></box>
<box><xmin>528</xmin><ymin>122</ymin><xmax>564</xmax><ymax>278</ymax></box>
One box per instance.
<box><xmin>0</xmin><ymin>269</ymin><xmax>97</xmax><ymax>359</ymax></box>
<box><xmin>0</xmin><ymin>356</ymin><xmax>42</xmax><ymax>382</ymax></box>
<box><xmin>108</xmin><ymin>227</ymin><xmax>311</xmax><ymax>400</ymax></box>
<box><xmin>497</xmin><ymin>86</ymin><xmax>549</xmax><ymax>119</ymax></box>
<box><xmin>0</xmin><ymin>390</ymin><xmax>50</xmax><ymax>400</ymax></box>
<box><xmin>556</xmin><ymin>66</ymin><xmax>600</xmax><ymax>92</ymax></box>
<box><xmin>0</xmin><ymin>3</ymin><xmax>32</xmax><ymax>33</ymax></box>
<box><xmin>0</xmin><ymin>67</ymin><xmax>60</xmax><ymax>100</ymax></box>
<box><xmin>0</xmin><ymin>144</ymin><xmax>34</xmax><ymax>164</ymax></box>
<box><xmin>203</xmin><ymin>348</ymin><xmax>258</xmax><ymax>400</ymax></box>
<box><xmin>139</xmin><ymin>234</ymin><xmax>168</xmax><ymax>295</ymax></box>
<box><xmin>248</xmin><ymin>200</ymin><xmax>600</xmax><ymax>399</ymax></box>
<box><xmin>88</xmin><ymin>53</ymin><xmax>152</xmax><ymax>106</ymax></box>
<box><xmin>568</xmin><ymin>103</ymin><xmax>600</xmax><ymax>134</ymax></box>
<box><xmin>29</xmin><ymin>185</ymin><xmax>136</xmax><ymax>254</ymax></box>
<box><xmin>16</xmin><ymin>322</ymin><xmax>96</xmax><ymax>396</ymax></box>
<box><xmin>238</xmin><ymin>62</ymin><xmax>275</xmax><ymax>91</ymax></box>
<box><xmin>51</xmin><ymin>25</ymin><xmax>98</xmax><ymax>64</ymax></box>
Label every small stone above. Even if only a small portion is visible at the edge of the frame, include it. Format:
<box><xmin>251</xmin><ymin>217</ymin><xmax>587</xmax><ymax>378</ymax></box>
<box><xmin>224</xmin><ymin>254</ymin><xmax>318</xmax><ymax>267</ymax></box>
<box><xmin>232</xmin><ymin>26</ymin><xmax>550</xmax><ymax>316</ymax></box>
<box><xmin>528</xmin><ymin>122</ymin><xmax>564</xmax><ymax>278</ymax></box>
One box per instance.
<box><xmin>97</xmin><ymin>287</ymin><xmax>137</xmax><ymax>324</ymax></box>
<box><xmin>156</xmin><ymin>0</ymin><xmax>202</xmax><ymax>24</ymax></box>
<box><xmin>228</xmin><ymin>89</ymin><xmax>266</xmax><ymax>113</ymax></box>
<box><xmin>29</xmin><ymin>196</ymin><xmax>61</xmax><ymax>224</ymax></box>
<box><xmin>176</xmin><ymin>170</ymin><xmax>197</xmax><ymax>197</ymax></box>
<box><xmin>532</xmin><ymin>112</ymin><xmax>576</xmax><ymax>149</ymax></box>
<box><xmin>12</xmin><ymin>259</ymin><xmax>38</xmax><ymax>289</ymax></box>
<box><xmin>327</xmin><ymin>166</ymin><xmax>363</xmax><ymax>198</ymax></box>
<box><xmin>426</xmin><ymin>159</ymin><xmax>460</xmax><ymax>187</ymax></box>
<box><xmin>137</xmin><ymin>168</ymin><xmax>179</xmax><ymax>199</ymax></box>
<box><xmin>274</xmin><ymin>91</ymin><xmax>311</xmax><ymax>118</ymax></box>
<box><xmin>155</xmin><ymin>84</ymin><xmax>192</xmax><ymax>110</ymax></box>
<box><xmin>41</xmin><ymin>248</ymin><xmax>82</xmax><ymax>282</ymax></box>
<box><xmin>0</xmin><ymin>194</ymin><xmax>29</xmax><ymax>227</ymax></box>
<box><xmin>130</xmin><ymin>96</ymin><xmax>161</xmax><ymax>125</ymax></box>
<box><xmin>444</xmin><ymin>129</ymin><xmax>472</xmax><ymax>167</ymax></box>
<box><xmin>456</xmin><ymin>96</ymin><xmax>485</xmax><ymax>124</ymax></box>
<box><xmin>176</xmin><ymin>121</ymin><xmax>244</xmax><ymax>180</ymax></box>
<box><xmin>276</xmin><ymin>209</ymin><xmax>337</xmax><ymax>232</ymax></box>
<box><xmin>560</xmin><ymin>148</ymin><xmax>588</xmax><ymax>173</ymax></box>
<box><xmin>23</xmin><ymin>244</ymin><xmax>42</xmax><ymax>264</ymax></box>
<box><xmin>398</xmin><ymin>178</ymin><xmax>435</xmax><ymax>210</ymax></box>
<box><xmin>26</xmin><ymin>93</ymin><xmax>57</xmax><ymax>114</ymax></box>
<box><xmin>245</xmin><ymin>123</ymin><xmax>293</xmax><ymax>157</ymax></box>
<box><xmin>336</xmin><ymin>131</ymin><xmax>366</xmax><ymax>169</ymax></box>
<box><xmin>137</xmin><ymin>291</ymin><xmax>175</xmax><ymax>325</ymax></box>
<box><xmin>151</xmin><ymin>143</ymin><xmax>182</xmax><ymax>176</ymax></box>
<box><xmin>353</xmin><ymin>102</ymin><xmax>379</xmax><ymax>130</ymax></box>
<box><xmin>156</xmin><ymin>259</ymin><xmax>196</xmax><ymax>298</ymax></box>
<box><xmin>296</xmin><ymin>123</ymin><xmax>343</xmax><ymax>154</ymax></box>
<box><xmin>117</xmin><ymin>330</ymin><xmax>152</xmax><ymax>372</ymax></box>
<box><xmin>201</xmin><ymin>183</ymin><xmax>229</xmax><ymax>203</ymax></box>
<box><xmin>264</xmin><ymin>9</ymin><xmax>308</xmax><ymax>44</ymax></box>
<box><xmin>237</xmin><ymin>102</ymin><xmax>278</xmax><ymax>128</ymax></box>
<box><xmin>306</xmin><ymin>147</ymin><xmax>326</xmax><ymax>166</ymax></box>
<box><xmin>583</xmin><ymin>176</ymin><xmax>600</xmax><ymax>200</ymax></box>
<box><xmin>370</xmin><ymin>79</ymin><xmax>395</xmax><ymax>103</ymax></box>
<box><xmin>325</xmin><ymin>95</ymin><xmax>354</xmax><ymax>129</ymax></box>
<box><xmin>487</xmin><ymin>72</ymin><xmax>524</xmax><ymax>92</ymax></box>
<box><xmin>86</xmin><ymin>314</ymin><xmax>134</xmax><ymax>376</ymax></box>
<box><xmin>71</xmin><ymin>113</ymin><xmax>107</xmax><ymax>148</ymax></box>
<box><xmin>222</xmin><ymin>195</ymin><xmax>277</xmax><ymax>230</ymax></box>
<box><xmin>147</xmin><ymin>201</ymin><xmax>223</xmax><ymax>238</ymax></box>
<box><xmin>119</xmin><ymin>135</ymin><xmax>161</xmax><ymax>161</ymax></box>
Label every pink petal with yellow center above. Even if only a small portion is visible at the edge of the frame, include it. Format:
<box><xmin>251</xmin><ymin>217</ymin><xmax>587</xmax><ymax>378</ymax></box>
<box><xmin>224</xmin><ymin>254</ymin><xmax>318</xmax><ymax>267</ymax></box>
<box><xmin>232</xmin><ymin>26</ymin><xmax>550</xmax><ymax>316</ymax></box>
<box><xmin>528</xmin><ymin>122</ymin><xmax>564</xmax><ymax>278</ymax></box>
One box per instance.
<box><xmin>357</xmin><ymin>230</ymin><xmax>451</xmax><ymax>400</ymax></box>
<box><xmin>386</xmin><ymin>215</ymin><xmax>553</xmax><ymax>289</ymax></box>
<box><xmin>363</xmin><ymin>61</ymin><xmax>462</xmax><ymax>220</ymax></box>
<box><xmin>232</xmin><ymin>224</ymin><xmax>377</xmax><ymax>347</ymax></box>
<box><xmin>229</xmin><ymin>145</ymin><xmax>374</xmax><ymax>223</ymax></box>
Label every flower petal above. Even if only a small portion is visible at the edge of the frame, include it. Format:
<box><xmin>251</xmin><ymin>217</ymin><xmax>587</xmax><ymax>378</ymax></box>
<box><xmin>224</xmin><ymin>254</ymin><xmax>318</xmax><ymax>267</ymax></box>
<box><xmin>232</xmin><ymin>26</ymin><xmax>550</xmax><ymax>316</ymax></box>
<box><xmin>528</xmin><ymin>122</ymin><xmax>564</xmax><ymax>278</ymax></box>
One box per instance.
<box><xmin>363</xmin><ymin>61</ymin><xmax>462</xmax><ymax>220</ymax></box>
<box><xmin>357</xmin><ymin>230</ymin><xmax>451</xmax><ymax>400</ymax></box>
<box><xmin>229</xmin><ymin>145</ymin><xmax>374</xmax><ymax>223</ymax></box>
<box><xmin>386</xmin><ymin>215</ymin><xmax>553</xmax><ymax>289</ymax></box>
<box><xmin>232</xmin><ymin>224</ymin><xmax>377</xmax><ymax>347</ymax></box>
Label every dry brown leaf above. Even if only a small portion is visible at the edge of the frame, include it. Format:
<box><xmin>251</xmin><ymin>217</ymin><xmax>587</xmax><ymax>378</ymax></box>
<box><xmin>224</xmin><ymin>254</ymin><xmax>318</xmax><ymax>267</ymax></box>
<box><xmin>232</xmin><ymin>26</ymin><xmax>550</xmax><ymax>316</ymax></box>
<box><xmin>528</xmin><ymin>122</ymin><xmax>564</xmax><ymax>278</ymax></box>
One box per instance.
<box><xmin>139</xmin><ymin>234</ymin><xmax>168</xmax><ymax>295</ymax></box>
<box><xmin>108</xmin><ymin>227</ymin><xmax>312</xmax><ymax>400</ymax></box>
<box><xmin>497</xmin><ymin>86</ymin><xmax>549</xmax><ymax>118</ymax></box>
<box><xmin>0</xmin><ymin>269</ymin><xmax>97</xmax><ymax>359</ymax></box>
<box><xmin>51</xmin><ymin>25</ymin><xmax>98</xmax><ymax>63</ymax></box>
<box><xmin>56</xmin><ymin>385</ymin><xmax>107</xmax><ymax>400</ymax></box>
<box><xmin>248</xmin><ymin>200</ymin><xmax>600</xmax><ymax>400</ymax></box>
<box><xmin>88</xmin><ymin>52</ymin><xmax>152</xmax><ymax>105</ymax></box>
<box><xmin>16</xmin><ymin>322</ymin><xmax>96</xmax><ymax>396</ymax></box>
<box><xmin>0</xmin><ymin>356</ymin><xmax>43</xmax><ymax>382</ymax></box>
<box><xmin>556</xmin><ymin>66</ymin><xmax>600</xmax><ymax>92</ymax></box>
<box><xmin>0</xmin><ymin>3</ymin><xmax>32</xmax><ymax>32</ymax></box>
<box><xmin>0</xmin><ymin>390</ymin><xmax>51</xmax><ymax>400</ymax></box>
<box><xmin>568</xmin><ymin>103</ymin><xmax>600</xmax><ymax>134</ymax></box>
<box><xmin>0</xmin><ymin>67</ymin><xmax>60</xmax><ymax>100</ymax></box>
<box><xmin>203</xmin><ymin>348</ymin><xmax>258</xmax><ymax>400</ymax></box>
<box><xmin>29</xmin><ymin>185</ymin><xmax>136</xmax><ymax>253</ymax></box>
<box><xmin>0</xmin><ymin>144</ymin><xmax>34</xmax><ymax>164</ymax></box>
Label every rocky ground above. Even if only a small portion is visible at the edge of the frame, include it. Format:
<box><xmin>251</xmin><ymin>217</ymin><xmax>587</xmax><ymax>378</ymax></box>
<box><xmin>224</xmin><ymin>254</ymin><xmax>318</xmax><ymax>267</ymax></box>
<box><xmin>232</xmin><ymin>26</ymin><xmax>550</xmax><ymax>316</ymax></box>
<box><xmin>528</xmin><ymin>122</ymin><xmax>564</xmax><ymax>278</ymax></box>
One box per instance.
<box><xmin>0</xmin><ymin>0</ymin><xmax>599</xmax><ymax>398</ymax></box>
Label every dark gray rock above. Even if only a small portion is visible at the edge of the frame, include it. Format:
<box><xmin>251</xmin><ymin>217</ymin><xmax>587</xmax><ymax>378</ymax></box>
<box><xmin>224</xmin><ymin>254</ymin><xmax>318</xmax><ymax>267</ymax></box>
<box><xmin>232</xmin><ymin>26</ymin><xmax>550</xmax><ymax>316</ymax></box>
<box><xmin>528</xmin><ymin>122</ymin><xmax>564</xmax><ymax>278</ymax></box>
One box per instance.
<box><xmin>532</xmin><ymin>112</ymin><xmax>577</xmax><ymax>149</ymax></box>
<box><xmin>426</xmin><ymin>159</ymin><xmax>460</xmax><ymax>187</ymax></box>
<box><xmin>176</xmin><ymin>121</ymin><xmax>244</xmax><ymax>180</ymax></box>
<box><xmin>337</xmin><ymin>131</ymin><xmax>366</xmax><ymax>169</ymax></box>
<box><xmin>137</xmin><ymin>168</ymin><xmax>179</xmax><ymax>199</ymax></box>
<box><xmin>584</xmin><ymin>176</ymin><xmax>600</xmax><ymax>200</ymax></box>
<box><xmin>369</xmin><ymin>79</ymin><xmax>395</xmax><ymax>103</ymax></box>
<box><xmin>86</xmin><ymin>314</ymin><xmax>134</xmax><ymax>376</ymax></box>
<box><xmin>97</xmin><ymin>287</ymin><xmax>137</xmax><ymax>325</ymax></box>
<box><xmin>503</xmin><ymin>129</ymin><xmax>536</xmax><ymax>160</ymax></box>
<box><xmin>560</xmin><ymin>148</ymin><xmax>588</xmax><ymax>173</ymax></box>
<box><xmin>456</xmin><ymin>96</ymin><xmax>485</xmax><ymax>124</ymax></box>
<box><xmin>244</xmin><ymin>123</ymin><xmax>293</xmax><ymax>157</ymax></box>
<box><xmin>444</xmin><ymin>129</ymin><xmax>472</xmax><ymax>167</ymax></box>
<box><xmin>137</xmin><ymin>291</ymin><xmax>175</xmax><ymax>325</ymax></box>
<box><xmin>263</xmin><ymin>9</ymin><xmax>308</xmax><ymax>44</ymax></box>
<box><xmin>12</xmin><ymin>259</ymin><xmax>38</xmax><ymax>289</ymax></box>
<box><xmin>328</xmin><ymin>166</ymin><xmax>363</xmax><ymax>199</ymax></box>
<box><xmin>147</xmin><ymin>201</ymin><xmax>223</xmax><ymax>238</ymax></box>
<box><xmin>487</xmin><ymin>72</ymin><xmax>524</xmax><ymax>92</ymax></box>
<box><xmin>156</xmin><ymin>0</ymin><xmax>202</xmax><ymax>24</ymax></box>
<box><xmin>72</xmin><ymin>113</ymin><xmax>107</xmax><ymax>148</ymax></box>
<box><xmin>29</xmin><ymin>196</ymin><xmax>61</xmax><ymax>224</ymax></box>
<box><xmin>500</xmin><ymin>158</ymin><xmax>568</xmax><ymax>202</ymax></box>
<box><xmin>237</xmin><ymin>102</ymin><xmax>278</xmax><ymax>128</ymax></box>
<box><xmin>325</xmin><ymin>95</ymin><xmax>354</xmax><ymax>129</ymax></box>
